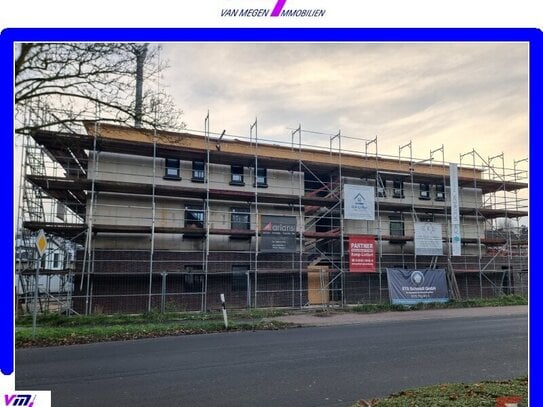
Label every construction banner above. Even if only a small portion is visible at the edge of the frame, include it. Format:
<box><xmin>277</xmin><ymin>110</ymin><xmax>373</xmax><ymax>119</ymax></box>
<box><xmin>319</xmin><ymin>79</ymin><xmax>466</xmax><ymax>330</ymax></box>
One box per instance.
<box><xmin>386</xmin><ymin>268</ymin><xmax>449</xmax><ymax>305</ymax></box>
<box><xmin>414</xmin><ymin>222</ymin><xmax>443</xmax><ymax>256</ymax></box>
<box><xmin>349</xmin><ymin>235</ymin><xmax>376</xmax><ymax>272</ymax></box>
<box><xmin>260</xmin><ymin>215</ymin><xmax>297</xmax><ymax>252</ymax></box>
<box><xmin>344</xmin><ymin>184</ymin><xmax>375</xmax><ymax>220</ymax></box>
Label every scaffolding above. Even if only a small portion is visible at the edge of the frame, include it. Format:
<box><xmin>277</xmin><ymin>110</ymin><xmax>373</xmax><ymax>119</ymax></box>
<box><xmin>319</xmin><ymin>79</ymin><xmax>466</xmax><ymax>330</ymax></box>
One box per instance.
<box><xmin>16</xmin><ymin>114</ymin><xmax>528</xmax><ymax>315</ymax></box>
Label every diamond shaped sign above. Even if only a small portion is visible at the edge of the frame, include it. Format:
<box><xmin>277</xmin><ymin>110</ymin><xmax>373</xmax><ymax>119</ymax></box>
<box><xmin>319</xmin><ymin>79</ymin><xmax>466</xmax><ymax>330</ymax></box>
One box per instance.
<box><xmin>36</xmin><ymin>229</ymin><xmax>47</xmax><ymax>257</ymax></box>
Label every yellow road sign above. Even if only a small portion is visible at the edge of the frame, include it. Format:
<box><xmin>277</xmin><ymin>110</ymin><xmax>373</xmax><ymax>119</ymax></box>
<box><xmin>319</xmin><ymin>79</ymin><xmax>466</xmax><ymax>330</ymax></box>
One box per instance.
<box><xmin>36</xmin><ymin>229</ymin><xmax>47</xmax><ymax>257</ymax></box>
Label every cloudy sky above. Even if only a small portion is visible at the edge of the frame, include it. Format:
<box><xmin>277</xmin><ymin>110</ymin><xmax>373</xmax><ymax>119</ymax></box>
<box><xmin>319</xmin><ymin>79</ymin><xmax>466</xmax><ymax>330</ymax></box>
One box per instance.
<box><xmin>160</xmin><ymin>42</ymin><xmax>528</xmax><ymax>168</ymax></box>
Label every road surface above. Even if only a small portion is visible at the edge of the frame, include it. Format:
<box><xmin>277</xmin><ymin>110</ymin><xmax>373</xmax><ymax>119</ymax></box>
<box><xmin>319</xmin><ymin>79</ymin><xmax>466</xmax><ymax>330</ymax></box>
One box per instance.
<box><xmin>16</xmin><ymin>309</ymin><xmax>527</xmax><ymax>406</ymax></box>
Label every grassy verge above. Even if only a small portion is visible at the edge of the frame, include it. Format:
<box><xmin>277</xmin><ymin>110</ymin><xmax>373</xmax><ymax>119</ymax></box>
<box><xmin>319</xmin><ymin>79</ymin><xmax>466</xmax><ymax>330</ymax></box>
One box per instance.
<box><xmin>349</xmin><ymin>295</ymin><xmax>527</xmax><ymax>314</ymax></box>
<box><xmin>16</xmin><ymin>309</ymin><xmax>293</xmax><ymax>348</ymax></box>
<box><xmin>16</xmin><ymin>295</ymin><xmax>526</xmax><ymax>347</ymax></box>
<box><xmin>353</xmin><ymin>376</ymin><xmax>528</xmax><ymax>407</ymax></box>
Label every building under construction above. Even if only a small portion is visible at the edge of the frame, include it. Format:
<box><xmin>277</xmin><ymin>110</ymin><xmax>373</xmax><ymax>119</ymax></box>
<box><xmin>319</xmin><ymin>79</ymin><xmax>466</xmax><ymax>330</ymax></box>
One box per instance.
<box><xmin>16</xmin><ymin>118</ymin><xmax>528</xmax><ymax>314</ymax></box>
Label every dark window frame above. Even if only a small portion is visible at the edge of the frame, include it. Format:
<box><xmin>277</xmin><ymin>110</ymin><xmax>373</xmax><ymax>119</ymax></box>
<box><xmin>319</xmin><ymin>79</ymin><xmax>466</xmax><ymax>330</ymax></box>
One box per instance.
<box><xmin>230</xmin><ymin>166</ymin><xmax>245</xmax><ymax>186</ymax></box>
<box><xmin>435</xmin><ymin>183</ymin><xmax>446</xmax><ymax>201</ymax></box>
<box><xmin>419</xmin><ymin>183</ymin><xmax>431</xmax><ymax>200</ymax></box>
<box><xmin>164</xmin><ymin>158</ymin><xmax>181</xmax><ymax>180</ymax></box>
<box><xmin>185</xmin><ymin>205</ymin><xmax>205</xmax><ymax>228</ymax></box>
<box><xmin>389</xmin><ymin>215</ymin><xmax>405</xmax><ymax>243</ymax></box>
<box><xmin>254</xmin><ymin>167</ymin><xmax>268</xmax><ymax>188</ymax></box>
<box><xmin>191</xmin><ymin>160</ymin><xmax>205</xmax><ymax>182</ymax></box>
<box><xmin>231</xmin><ymin>207</ymin><xmax>250</xmax><ymax>230</ymax></box>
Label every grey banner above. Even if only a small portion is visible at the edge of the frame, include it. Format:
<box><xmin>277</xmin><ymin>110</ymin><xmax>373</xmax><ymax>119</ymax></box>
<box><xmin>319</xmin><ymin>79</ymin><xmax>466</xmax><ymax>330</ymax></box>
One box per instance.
<box><xmin>386</xmin><ymin>268</ymin><xmax>449</xmax><ymax>305</ymax></box>
<box><xmin>260</xmin><ymin>215</ymin><xmax>297</xmax><ymax>253</ymax></box>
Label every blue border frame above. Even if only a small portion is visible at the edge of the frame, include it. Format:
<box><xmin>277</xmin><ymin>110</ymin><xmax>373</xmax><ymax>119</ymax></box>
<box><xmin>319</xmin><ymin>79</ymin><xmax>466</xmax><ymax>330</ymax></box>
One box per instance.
<box><xmin>1</xmin><ymin>29</ymin><xmax>539</xmax><ymax>398</ymax></box>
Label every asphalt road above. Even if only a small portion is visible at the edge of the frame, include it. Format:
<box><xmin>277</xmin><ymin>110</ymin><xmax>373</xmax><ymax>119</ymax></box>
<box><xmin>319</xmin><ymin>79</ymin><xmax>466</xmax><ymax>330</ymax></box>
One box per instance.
<box><xmin>16</xmin><ymin>313</ymin><xmax>527</xmax><ymax>407</ymax></box>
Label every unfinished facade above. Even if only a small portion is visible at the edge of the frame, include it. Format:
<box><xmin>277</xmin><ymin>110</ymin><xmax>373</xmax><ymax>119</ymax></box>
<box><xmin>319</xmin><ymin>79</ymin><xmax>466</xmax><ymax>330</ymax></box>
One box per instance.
<box><xmin>17</xmin><ymin>120</ymin><xmax>528</xmax><ymax>314</ymax></box>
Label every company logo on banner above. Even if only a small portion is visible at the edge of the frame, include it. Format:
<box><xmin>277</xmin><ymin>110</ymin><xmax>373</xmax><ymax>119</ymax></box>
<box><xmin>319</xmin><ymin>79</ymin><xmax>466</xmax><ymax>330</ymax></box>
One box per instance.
<box><xmin>260</xmin><ymin>215</ymin><xmax>297</xmax><ymax>252</ymax></box>
<box><xmin>344</xmin><ymin>184</ymin><xmax>375</xmax><ymax>220</ymax></box>
<box><xmin>349</xmin><ymin>235</ymin><xmax>376</xmax><ymax>272</ymax></box>
<box><xmin>386</xmin><ymin>268</ymin><xmax>449</xmax><ymax>305</ymax></box>
<box><xmin>414</xmin><ymin>222</ymin><xmax>443</xmax><ymax>256</ymax></box>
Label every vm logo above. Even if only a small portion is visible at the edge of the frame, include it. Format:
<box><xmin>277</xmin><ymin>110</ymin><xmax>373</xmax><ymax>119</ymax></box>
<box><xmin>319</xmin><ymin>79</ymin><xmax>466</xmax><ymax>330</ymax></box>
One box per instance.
<box><xmin>4</xmin><ymin>394</ymin><xmax>35</xmax><ymax>407</ymax></box>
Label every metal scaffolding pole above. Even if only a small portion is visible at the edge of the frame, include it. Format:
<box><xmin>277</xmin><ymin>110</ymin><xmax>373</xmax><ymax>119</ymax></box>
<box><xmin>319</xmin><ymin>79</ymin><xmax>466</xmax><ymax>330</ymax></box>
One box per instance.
<box><xmin>292</xmin><ymin>124</ymin><xmax>303</xmax><ymax>308</ymax></box>
<box><xmin>251</xmin><ymin>119</ymin><xmax>258</xmax><ymax>308</ymax></box>
<box><xmin>460</xmin><ymin>149</ymin><xmax>483</xmax><ymax>298</ymax></box>
<box><xmin>330</xmin><ymin>130</ymin><xmax>344</xmax><ymax>306</ymax></box>
<box><xmin>203</xmin><ymin>112</ymin><xmax>211</xmax><ymax>312</ymax></box>
<box><xmin>147</xmin><ymin>128</ymin><xmax>157</xmax><ymax>312</ymax></box>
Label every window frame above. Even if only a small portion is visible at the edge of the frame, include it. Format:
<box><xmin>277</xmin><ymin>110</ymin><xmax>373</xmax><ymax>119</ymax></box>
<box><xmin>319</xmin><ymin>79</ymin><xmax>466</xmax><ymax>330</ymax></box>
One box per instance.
<box><xmin>185</xmin><ymin>205</ymin><xmax>205</xmax><ymax>228</ymax></box>
<box><xmin>231</xmin><ymin>207</ymin><xmax>251</xmax><ymax>230</ymax></box>
<box><xmin>389</xmin><ymin>215</ymin><xmax>405</xmax><ymax>243</ymax></box>
<box><xmin>254</xmin><ymin>167</ymin><xmax>268</xmax><ymax>188</ymax></box>
<box><xmin>164</xmin><ymin>158</ymin><xmax>181</xmax><ymax>180</ymax></box>
<box><xmin>230</xmin><ymin>166</ymin><xmax>245</xmax><ymax>186</ymax></box>
<box><xmin>191</xmin><ymin>160</ymin><xmax>205</xmax><ymax>182</ymax></box>
<box><xmin>419</xmin><ymin>183</ymin><xmax>431</xmax><ymax>200</ymax></box>
<box><xmin>435</xmin><ymin>183</ymin><xmax>446</xmax><ymax>201</ymax></box>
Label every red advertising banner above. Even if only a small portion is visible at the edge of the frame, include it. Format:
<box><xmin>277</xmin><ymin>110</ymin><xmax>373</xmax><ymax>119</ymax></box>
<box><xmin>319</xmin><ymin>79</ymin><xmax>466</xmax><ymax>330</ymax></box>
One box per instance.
<box><xmin>349</xmin><ymin>235</ymin><xmax>376</xmax><ymax>272</ymax></box>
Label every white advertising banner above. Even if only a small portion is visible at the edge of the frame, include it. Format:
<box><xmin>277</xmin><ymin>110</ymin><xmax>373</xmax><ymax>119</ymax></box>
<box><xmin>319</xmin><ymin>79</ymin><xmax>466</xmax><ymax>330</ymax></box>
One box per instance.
<box><xmin>415</xmin><ymin>222</ymin><xmax>443</xmax><ymax>256</ymax></box>
<box><xmin>449</xmin><ymin>163</ymin><xmax>462</xmax><ymax>256</ymax></box>
<box><xmin>344</xmin><ymin>184</ymin><xmax>375</xmax><ymax>220</ymax></box>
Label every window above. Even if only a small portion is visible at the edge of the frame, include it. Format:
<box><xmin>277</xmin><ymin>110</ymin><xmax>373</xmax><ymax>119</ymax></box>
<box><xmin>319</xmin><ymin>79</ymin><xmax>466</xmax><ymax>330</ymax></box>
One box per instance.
<box><xmin>232</xmin><ymin>265</ymin><xmax>249</xmax><ymax>292</ymax></box>
<box><xmin>389</xmin><ymin>215</ymin><xmax>405</xmax><ymax>242</ymax></box>
<box><xmin>53</xmin><ymin>253</ymin><xmax>60</xmax><ymax>269</ymax></box>
<box><xmin>392</xmin><ymin>180</ymin><xmax>404</xmax><ymax>198</ymax></box>
<box><xmin>231</xmin><ymin>207</ymin><xmax>250</xmax><ymax>230</ymax></box>
<box><xmin>164</xmin><ymin>158</ymin><xmax>181</xmax><ymax>180</ymax></box>
<box><xmin>254</xmin><ymin>167</ymin><xmax>268</xmax><ymax>187</ymax></box>
<box><xmin>183</xmin><ymin>265</ymin><xmax>204</xmax><ymax>293</ymax></box>
<box><xmin>436</xmin><ymin>183</ymin><xmax>446</xmax><ymax>201</ymax></box>
<box><xmin>192</xmin><ymin>161</ymin><xmax>205</xmax><ymax>182</ymax></box>
<box><xmin>230</xmin><ymin>166</ymin><xmax>245</xmax><ymax>186</ymax></box>
<box><xmin>185</xmin><ymin>206</ymin><xmax>204</xmax><ymax>228</ymax></box>
<box><xmin>419</xmin><ymin>183</ymin><xmax>430</xmax><ymax>200</ymax></box>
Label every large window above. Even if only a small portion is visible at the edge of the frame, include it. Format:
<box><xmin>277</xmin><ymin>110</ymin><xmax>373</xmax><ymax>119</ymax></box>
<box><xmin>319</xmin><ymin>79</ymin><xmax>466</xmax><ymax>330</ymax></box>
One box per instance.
<box><xmin>435</xmin><ymin>183</ymin><xmax>446</xmax><ymax>201</ymax></box>
<box><xmin>419</xmin><ymin>183</ymin><xmax>430</xmax><ymax>200</ymax></box>
<box><xmin>393</xmin><ymin>180</ymin><xmax>404</xmax><ymax>198</ymax></box>
<box><xmin>389</xmin><ymin>215</ymin><xmax>405</xmax><ymax>243</ymax></box>
<box><xmin>185</xmin><ymin>205</ymin><xmax>204</xmax><ymax>228</ymax></box>
<box><xmin>164</xmin><ymin>158</ymin><xmax>181</xmax><ymax>180</ymax></box>
<box><xmin>254</xmin><ymin>167</ymin><xmax>268</xmax><ymax>187</ymax></box>
<box><xmin>231</xmin><ymin>207</ymin><xmax>250</xmax><ymax>230</ymax></box>
<box><xmin>230</xmin><ymin>166</ymin><xmax>245</xmax><ymax>186</ymax></box>
<box><xmin>192</xmin><ymin>161</ymin><xmax>205</xmax><ymax>182</ymax></box>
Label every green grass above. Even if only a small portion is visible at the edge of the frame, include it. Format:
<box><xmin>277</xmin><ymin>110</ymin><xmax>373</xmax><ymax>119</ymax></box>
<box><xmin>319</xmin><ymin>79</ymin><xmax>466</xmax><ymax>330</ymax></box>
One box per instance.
<box><xmin>15</xmin><ymin>309</ymin><xmax>294</xmax><ymax>348</ymax></box>
<box><xmin>353</xmin><ymin>376</ymin><xmax>528</xmax><ymax>406</ymax></box>
<box><xmin>16</xmin><ymin>295</ymin><xmax>526</xmax><ymax>348</ymax></box>
<box><xmin>350</xmin><ymin>295</ymin><xmax>527</xmax><ymax>314</ymax></box>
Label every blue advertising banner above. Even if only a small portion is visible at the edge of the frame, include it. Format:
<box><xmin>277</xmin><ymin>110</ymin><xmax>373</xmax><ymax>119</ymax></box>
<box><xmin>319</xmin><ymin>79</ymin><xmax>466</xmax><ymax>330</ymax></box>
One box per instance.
<box><xmin>386</xmin><ymin>268</ymin><xmax>449</xmax><ymax>305</ymax></box>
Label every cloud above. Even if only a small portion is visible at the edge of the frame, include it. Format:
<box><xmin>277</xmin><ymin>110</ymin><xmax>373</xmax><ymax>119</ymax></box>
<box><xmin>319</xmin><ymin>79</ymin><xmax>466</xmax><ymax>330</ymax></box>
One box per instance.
<box><xmin>161</xmin><ymin>42</ymin><xmax>528</xmax><ymax>166</ymax></box>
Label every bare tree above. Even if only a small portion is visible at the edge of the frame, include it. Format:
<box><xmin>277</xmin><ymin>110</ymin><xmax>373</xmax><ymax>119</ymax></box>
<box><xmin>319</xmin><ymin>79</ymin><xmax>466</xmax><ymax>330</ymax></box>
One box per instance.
<box><xmin>15</xmin><ymin>43</ymin><xmax>184</xmax><ymax>134</ymax></box>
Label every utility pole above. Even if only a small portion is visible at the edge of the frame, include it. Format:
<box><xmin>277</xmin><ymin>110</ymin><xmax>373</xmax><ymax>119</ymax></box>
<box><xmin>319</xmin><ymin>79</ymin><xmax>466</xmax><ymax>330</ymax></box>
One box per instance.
<box><xmin>134</xmin><ymin>43</ymin><xmax>148</xmax><ymax>128</ymax></box>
